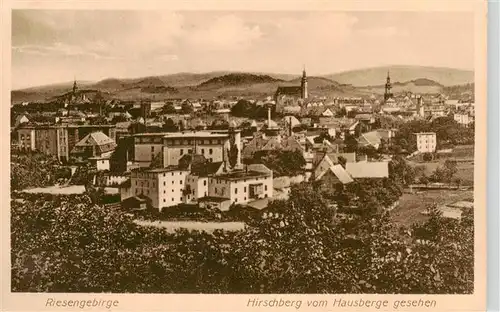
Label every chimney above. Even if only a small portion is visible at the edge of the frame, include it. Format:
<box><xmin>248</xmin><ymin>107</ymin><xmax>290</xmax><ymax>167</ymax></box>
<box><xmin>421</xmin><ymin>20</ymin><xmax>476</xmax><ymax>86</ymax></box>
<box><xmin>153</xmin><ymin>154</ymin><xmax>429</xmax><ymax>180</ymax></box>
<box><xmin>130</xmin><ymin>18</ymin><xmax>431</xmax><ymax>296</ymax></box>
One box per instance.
<box><xmin>267</xmin><ymin>106</ymin><xmax>271</xmax><ymax>126</ymax></box>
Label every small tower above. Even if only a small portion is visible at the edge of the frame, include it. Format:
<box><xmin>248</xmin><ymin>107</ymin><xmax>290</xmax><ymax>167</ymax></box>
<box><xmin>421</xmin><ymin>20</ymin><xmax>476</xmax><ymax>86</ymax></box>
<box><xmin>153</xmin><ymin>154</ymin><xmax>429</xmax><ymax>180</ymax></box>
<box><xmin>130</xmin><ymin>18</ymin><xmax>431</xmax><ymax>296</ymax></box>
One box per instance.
<box><xmin>416</xmin><ymin>95</ymin><xmax>425</xmax><ymax>118</ymax></box>
<box><xmin>384</xmin><ymin>71</ymin><xmax>393</xmax><ymax>102</ymax></box>
<box><xmin>301</xmin><ymin>65</ymin><xmax>308</xmax><ymax>100</ymax></box>
<box><xmin>72</xmin><ymin>79</ymin><xmax>78</xmax><ymax>96</ymax></box>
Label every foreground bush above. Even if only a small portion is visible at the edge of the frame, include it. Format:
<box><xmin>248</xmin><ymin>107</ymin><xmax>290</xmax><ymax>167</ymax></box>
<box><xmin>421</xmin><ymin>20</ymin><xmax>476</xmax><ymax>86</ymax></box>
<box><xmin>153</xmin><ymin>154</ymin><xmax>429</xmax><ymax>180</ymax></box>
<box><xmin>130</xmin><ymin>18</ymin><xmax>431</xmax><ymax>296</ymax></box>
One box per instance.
<box><xmin>11</xmin><ymin>185</ymin><xmax>473</xmax><ymax>294</ymax></box>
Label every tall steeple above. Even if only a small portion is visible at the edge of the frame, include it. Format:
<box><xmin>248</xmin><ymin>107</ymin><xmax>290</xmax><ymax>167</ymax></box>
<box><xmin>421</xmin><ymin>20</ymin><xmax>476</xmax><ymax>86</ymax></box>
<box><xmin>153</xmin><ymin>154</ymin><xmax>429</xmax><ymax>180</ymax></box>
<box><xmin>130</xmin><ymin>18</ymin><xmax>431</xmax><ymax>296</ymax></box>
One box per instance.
<box><xmin>384</xmin><ymin>70</ymin><xmax>393</xmax><ymax>102</ymax></box>
<box><xmin>301</xmin><ymin>65</ymin><xmax>308</xmax><ymax>100</ymax></box>
<box><xmin>72</xmin><ymin>78</ymin><xmax>78</xmax><ymax>95</ymax></box>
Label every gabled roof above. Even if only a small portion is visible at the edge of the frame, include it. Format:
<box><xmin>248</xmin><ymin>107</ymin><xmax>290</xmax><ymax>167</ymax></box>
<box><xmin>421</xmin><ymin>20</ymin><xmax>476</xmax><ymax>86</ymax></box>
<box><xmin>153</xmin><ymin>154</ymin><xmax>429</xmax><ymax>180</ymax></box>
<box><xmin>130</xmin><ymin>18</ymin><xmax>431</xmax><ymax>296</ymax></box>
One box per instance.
<box><xmin>284</xmin><ymin>115</ymin><xmax>301</xmax><ymax>128</ymax></box>
<box><xmin>72</xmin><ymin>131</ymin><xmax>117</xmax><ymax>155</ymax></box>
<box><xmin>358</xmin><ymin>131</ymin><xmax>382</xmax><ymax>148</ymax></box>
<box><xmin>345</xmin><ymin>162</ymin><xmax>389</xmax><ymax>178</ymax></box>
<box><xmin>355</xmin><ymin>113</ymin><xmax>373</xmax><ymax>121</ymax></box>
<box><xmin>75</xmin><ymin>131</ymin><xmax>115</xmax><ymax>148</ymax></box>
<box><xmin>316</xmin><ymin>163</ymin><xmax>354</xmax><ymax>184</ymax></box>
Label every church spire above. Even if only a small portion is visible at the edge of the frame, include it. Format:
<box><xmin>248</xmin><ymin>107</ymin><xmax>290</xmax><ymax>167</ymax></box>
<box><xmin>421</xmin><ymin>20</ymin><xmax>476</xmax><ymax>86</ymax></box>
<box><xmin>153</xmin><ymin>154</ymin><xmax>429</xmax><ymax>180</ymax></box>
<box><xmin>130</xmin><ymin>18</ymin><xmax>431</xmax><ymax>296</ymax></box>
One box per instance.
<box><xmin>384</xmin><ymin>70</ymin><xmax>393</xmax><ymax>102</ymax></box>
<box><xmin>301</xmin><ymin>65</ymin><xmax>308</xmax><ymax>99</ymax></box>
<box><xmin>72</xmin><ymin>78</ymin><xmax>78</xmax><ymax>95</ymax></box>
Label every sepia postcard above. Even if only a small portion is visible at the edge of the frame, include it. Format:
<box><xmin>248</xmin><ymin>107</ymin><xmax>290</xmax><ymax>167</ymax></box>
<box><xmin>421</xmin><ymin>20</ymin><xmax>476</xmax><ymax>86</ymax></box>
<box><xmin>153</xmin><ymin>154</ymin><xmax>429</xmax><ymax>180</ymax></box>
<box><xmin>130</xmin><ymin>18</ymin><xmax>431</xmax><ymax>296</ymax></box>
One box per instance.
<box><xmin>1</xmin><ymin>0</ymin><xmax>488</xmax><ymax>311</ymax></box>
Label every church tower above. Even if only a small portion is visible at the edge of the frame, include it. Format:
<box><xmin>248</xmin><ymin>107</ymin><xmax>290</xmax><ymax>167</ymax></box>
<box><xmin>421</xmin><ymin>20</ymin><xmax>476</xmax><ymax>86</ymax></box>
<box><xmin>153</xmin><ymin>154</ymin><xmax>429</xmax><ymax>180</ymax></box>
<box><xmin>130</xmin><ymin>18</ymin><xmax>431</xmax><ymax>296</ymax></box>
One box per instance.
<box><xmin>384</xmin><ymin>71</ymin><xmax>393</xmax><ymax>102</ymax></box>
<box><xmin>301</xmin><ymin>66</ymin><xmax>308</xmax><ymax>99</ymax></box>
<box><xmin>72</xmin><ymin>79</ymin><xmax>78</xmax><ymax>95</ymax></box>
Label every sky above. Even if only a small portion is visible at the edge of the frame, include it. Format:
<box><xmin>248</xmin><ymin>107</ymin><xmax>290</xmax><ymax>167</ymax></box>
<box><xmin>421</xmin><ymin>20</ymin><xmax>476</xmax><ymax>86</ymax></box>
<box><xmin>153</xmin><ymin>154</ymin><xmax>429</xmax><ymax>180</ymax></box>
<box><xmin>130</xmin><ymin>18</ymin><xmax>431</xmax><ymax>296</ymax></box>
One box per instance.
<box><xmin>12</xmin><ymin>10</ymin><xmax>474</xmax><ymax>89</ymax></box>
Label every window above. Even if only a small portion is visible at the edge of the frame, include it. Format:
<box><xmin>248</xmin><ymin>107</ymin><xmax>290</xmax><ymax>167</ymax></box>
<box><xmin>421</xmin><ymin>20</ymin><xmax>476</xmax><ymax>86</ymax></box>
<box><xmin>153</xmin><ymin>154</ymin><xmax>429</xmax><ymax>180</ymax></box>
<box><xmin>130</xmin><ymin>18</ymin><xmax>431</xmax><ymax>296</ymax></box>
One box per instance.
<box><xmin>172</xmin><ymin>172</ymin><xmax>174</xmax><ymax>176</ymax></box>
<box><xmin>209</xmin><ymin>149</ymin><xmax>213</xmax><ymax>155</ymax></box>
<box><xmin>265</xmin><ymin>185</ymin><xmax>268</xmax><ymax>191</ymax></box>
<box><xmin>201</xmin><ymin>149</ymin><xmax>205</xmax><ymax>154</ymax></box>
<box><xmin>172</xmin><ymin>181</ymin><xmax>174</xmax><ymax>184</ymax></box>
<box><xmin>172</xmin><ymin>198</ymin><xmax>174</xmax><ymax>202</ymax></box>
<box><xmin>164</xmin><ymin>182</ymin><xmax>166</xmax><ymax>186</ymax></box>
<box><xmin>188</xmin><ymin>149</ymin><xmax>192</xmax><ymax>154</ymax></box>
<box><xmin>164</xmin><ymin>190</ymin><xmax>166</xmax><ymax>194</ymax></box>
<box><xmin>163</xmin><ymin>199</ymin><xmax>166</xmax><ymax>202</ymax></box>
<box><xmin>151</xmin><ymin>146</ymin><xmax>154</xmax><ymax>152</ymax></box>
<box><xmin>244</xmin><ymin>187</ymin><xmax>247</xmax><ymax>192</ymax></box>
<box><xmin>180</xmin><ymin>180</ymin><xmax>183</xmax><ymax>185</ymax></box>
<box><xmin>235</xmin><ymin>188</ymin><xmax>238</xmax><ymax>194</ymax></box>
<box><xmin>180</xmin><ymin>149</ymin><xmax>184</xmax><ymax>155</ymax></box>
<box><xmin>163</xmin><ymin>173</ymin><xmax>166</xmax><ymax>177</ymax></box>
<box><xmin>204</xmin><ymin>180</ymin><xmax>207</xmax><ymax>186</ymax></box>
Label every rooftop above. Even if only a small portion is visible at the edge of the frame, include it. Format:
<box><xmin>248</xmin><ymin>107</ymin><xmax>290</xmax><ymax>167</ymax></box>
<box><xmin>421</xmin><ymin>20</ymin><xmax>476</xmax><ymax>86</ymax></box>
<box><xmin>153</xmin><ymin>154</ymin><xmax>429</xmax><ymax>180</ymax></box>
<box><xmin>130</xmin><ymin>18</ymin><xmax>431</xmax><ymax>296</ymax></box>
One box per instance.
<box><xmin>345</xmin><ymin>162</ymin><xmax>389</xmax><ymax>179</ymax></box>
<box><xmin>216</xmin><ymin>170</ymin><xmax>270</xmax><ymax>181</ymax></box>
<box><xmin>131</xmin><ymin>166</ymin><xmax>189</xmax><ymax>174</ymax></box>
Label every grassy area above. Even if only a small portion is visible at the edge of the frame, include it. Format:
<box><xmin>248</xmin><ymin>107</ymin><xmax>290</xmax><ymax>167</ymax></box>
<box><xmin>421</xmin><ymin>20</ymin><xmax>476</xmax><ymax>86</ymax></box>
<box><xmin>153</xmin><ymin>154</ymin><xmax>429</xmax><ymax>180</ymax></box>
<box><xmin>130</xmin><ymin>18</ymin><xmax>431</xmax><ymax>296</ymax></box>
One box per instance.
<box><xmin>390</xmin><ymin>189</ymin><xmax>473</xmax><ymax>227</ymax></box>
<box><xmin>410</xmin><ymin>159</ymin><xmax>474</xmax><ymax>186</ymax></box>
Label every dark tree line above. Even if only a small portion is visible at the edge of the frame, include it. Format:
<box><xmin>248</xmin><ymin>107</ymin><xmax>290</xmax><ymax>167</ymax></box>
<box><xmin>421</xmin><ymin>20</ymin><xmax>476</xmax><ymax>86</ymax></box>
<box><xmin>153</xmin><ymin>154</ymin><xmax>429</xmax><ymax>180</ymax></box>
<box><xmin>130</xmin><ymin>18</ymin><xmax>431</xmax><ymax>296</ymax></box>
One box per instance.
<box><xmin>11</xmin><ymin>182</ymin><xmax>473</xmax><ymax>294</ymax></box>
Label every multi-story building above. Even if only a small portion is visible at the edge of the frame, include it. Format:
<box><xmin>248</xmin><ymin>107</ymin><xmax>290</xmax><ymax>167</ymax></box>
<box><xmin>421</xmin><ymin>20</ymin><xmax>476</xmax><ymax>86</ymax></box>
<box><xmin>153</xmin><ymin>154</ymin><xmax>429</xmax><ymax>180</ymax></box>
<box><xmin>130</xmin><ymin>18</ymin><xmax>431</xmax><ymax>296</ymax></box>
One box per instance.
<box><xmin>133</xmin><ymin>130</ymin><xmax>241</xmax><ymax>168</ymax></box>
<box><xmin>129</xmin><ymin>167</ymin><xmax>190</xmax><ymax>209</ymax></box>
<box><xmin>15</xmin><ymin>123</ymin><xmax>116</xmax><ymax>162</ymax></box>
<box><xmin>415</xmin><ymin>132</ymin><xmax>437</xmax><ymax>153</ymax></box>
<box><xmin>454</xmin><ymin>113</ymin><xmax>475</xmax><ymax>127</ymax></box>
<box><xmin>207</xmin><ymin>164</ymin><xmax>273</xmax><ymax>205</ymax></box>
<box><xmin>17</xmin><ymin>127</ymin><xmax>36</xmax><ymax>151</ymax></box>
<box><xmin>122</xmin><ymin>159</ymin><xmax>272</xmax><ymax>211</ymax></box>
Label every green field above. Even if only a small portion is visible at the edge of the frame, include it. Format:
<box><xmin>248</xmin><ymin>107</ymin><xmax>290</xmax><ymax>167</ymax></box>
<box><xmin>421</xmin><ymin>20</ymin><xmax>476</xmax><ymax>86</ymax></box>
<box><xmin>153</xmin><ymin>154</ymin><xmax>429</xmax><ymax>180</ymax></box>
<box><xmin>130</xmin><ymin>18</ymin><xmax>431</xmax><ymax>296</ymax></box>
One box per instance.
<box><xmin>409</xmin><ymin>145</ymin><xmax>475</xmax><ymax>186</ymax></box>
<box><xmin>390</xmin><ymin>189</ymin><xmax>474</xmax><ymax>227</ymax></box>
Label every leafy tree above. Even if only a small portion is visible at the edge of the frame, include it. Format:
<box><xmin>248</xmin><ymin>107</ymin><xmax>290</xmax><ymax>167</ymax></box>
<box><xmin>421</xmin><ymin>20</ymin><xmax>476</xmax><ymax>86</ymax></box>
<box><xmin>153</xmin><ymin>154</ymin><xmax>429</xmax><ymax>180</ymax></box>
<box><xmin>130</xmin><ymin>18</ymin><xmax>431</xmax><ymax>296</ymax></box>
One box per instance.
<box><xmin>431</xmin><ymin>160</ymin><xmax>458</xmax><ymax>184</ymax></box>
<box><xmin>181</xmin><ymin>102</ymin><xmax>194</xmax><ymax>114</ymax></box>
<box><xmin>343</xmin><ymin>134</ymin><xmax>358</xmax><ymax>153</ymax></box>
<box><xmin>162</xmin><ymin>102</ymin><xmax>177</xmax><ymax>114</ymax></box>
<box><xmin>249</xmin><ymin>150</ymin><xmax>306</xmax><ymax>177</ymax></box>
<box><xmin>149</xmin><ymin>153</ymin><xmax>163</xmax><ymax>169</ymax></box>
<box><xmin>230</xmin><ymin>100</ymin><xmax>253</xmax><ymax>117</ymax></box>
<box><xmin>335</xmin><ymin>107</ymin><xmax>347</xmax><ymax>118</ymax></box>
<box><xmin>313</xmin><ymin>132</ymin><xmax>334</xmax><ymax>144</ymax></box>
<box><xmin>378</xmin><ymin>138</ymin><xmax>389</xmax><ymax>154</ymax></box>
<box><xmin>389</xmin><ymin>155</ymin><xmax>415</xmax><ymax>186</ymax></box>
<box><xmin>163</xmin><ymin>118</ymin><xmax>179</xmax><ymax>132</ymax></box>
<box><xmin>423</xmin><ymin>152</ymin><xmax>433</xmax><ymax>161</ymax></box>
<box><xmin>338</xmin><ymin>156</ymin><xmax>347</xmax><ymax>169</ymax></box>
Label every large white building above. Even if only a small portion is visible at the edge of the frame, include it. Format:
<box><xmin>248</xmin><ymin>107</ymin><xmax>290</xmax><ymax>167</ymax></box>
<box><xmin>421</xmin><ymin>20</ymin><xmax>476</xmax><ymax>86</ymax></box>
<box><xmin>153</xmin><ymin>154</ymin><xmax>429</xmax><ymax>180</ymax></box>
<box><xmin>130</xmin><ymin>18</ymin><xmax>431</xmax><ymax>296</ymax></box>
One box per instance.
<box><xmin>133</xmin><ymin>130</ymin><xmax>241</xmax><ymax>168</ymax></box>
<box><xmin>121</xmin><ymin>154</ymin><xmax>272</xmax><ymax>211</ymax></box>
<box><xmin>454</xmin><ymin>113</ymin><xmax>475</xmax><ymax>127</ymax></box>
<box><xmin>415</xmin><ymin>132</ymin><xmax>437</xmax><ymax>153</ymax></box>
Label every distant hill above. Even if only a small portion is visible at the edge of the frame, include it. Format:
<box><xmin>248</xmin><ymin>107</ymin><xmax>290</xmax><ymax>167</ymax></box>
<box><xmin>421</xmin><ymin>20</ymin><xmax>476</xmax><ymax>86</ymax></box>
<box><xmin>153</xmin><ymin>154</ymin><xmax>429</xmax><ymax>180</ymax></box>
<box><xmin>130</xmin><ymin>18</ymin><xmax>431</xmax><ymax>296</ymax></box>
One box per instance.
<box><xmin>358</xmin><ymin>78</ymin><xmax>444</xmax><ymax>95</ymax></box>
<box><xmin>196</xmin><ymin>73</ymin><xmax>284</xmax><ymax>89</ymax></box>
<box><xmin>11</xmin><ymin>66</ymin><xmax>475</xmax><ymax>103</ymax></box>
<box><xmin>324</xmin><ymin>65</ymin><xmax>474</xmax><ymax>87</ymax></box>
